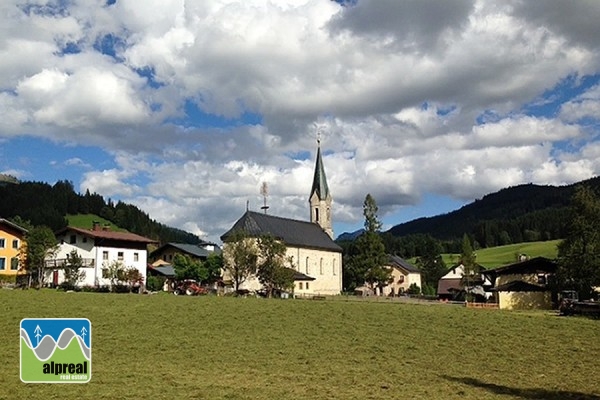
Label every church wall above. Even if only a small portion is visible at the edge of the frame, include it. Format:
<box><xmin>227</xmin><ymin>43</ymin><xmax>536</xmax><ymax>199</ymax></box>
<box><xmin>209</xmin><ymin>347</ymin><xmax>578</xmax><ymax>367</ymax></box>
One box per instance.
<box><xmin>222</xmin><ymin>241</ymin><xmax>343</xmax><ymax>295</ymax></box>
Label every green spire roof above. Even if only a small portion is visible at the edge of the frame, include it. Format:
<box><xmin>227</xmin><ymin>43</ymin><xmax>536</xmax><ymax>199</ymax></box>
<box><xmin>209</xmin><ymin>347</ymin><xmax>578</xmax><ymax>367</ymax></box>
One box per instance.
<box><xmin>310</xmin><ymin>143</ymin><xmax>330</xmax><ymax>200</ymax></box>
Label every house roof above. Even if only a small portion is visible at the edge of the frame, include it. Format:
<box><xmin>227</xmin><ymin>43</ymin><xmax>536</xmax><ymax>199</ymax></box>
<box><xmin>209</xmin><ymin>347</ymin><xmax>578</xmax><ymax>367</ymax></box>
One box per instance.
<box><xmin>492</xmin><ymin>280</ymin><xmax>548</xmax><ymax>292</ymax></box>
<box><xmin>0</xmin><ymin>218</ymin><xmax>28</xmax><ymax>234</ymax></box>
<box><xmin>291</xmin><ymin>269</ymin><xmax>316</xmax><ymax>281</ymax></box>
<box><xmin>150</xmin><ymin>242</ymin><xmax>221</xmax><ymax>259</ymax></box>
<box><xmin>437</xmin><ymin>278</ymin><xmax>462</xmax><ymax>295</ymax></box>
<box><xmin>220</xmin><ymin>211</ymin><xmax>342</xmax><ymax>252</ymax></box>
<box><xmin>55</xmin><ymin>226</ymin><xmax>157</xmax><ymax>244</ymax></box>
<box><xmin>483</xmin><ymin>257</ymin><xmax>557</xmax><ymax>276</ymax></box>
<box><xmin>388</xmin><ymin>255</ymin><xmax>420</xmax><ymax>273</ymax></box>
<box><xmin>149</xmin><ymin>265</ymin><xmax>176</xmax><ymax>277</ymax></box>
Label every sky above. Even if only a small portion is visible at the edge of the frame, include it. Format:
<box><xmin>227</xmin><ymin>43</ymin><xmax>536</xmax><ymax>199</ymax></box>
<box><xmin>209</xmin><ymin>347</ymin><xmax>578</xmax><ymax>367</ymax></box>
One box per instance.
<box><xmin>1</xmin><ymin>0</ymin><xmax>600</xmax><ymax>244</ymax></box>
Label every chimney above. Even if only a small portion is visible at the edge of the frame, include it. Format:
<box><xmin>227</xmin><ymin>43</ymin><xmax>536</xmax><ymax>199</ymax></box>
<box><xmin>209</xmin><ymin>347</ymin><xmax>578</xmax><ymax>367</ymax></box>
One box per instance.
<box><xmin>92</xmin><ymin>221</ymin><xmax>101</xmax><ymax>231</ymax></box>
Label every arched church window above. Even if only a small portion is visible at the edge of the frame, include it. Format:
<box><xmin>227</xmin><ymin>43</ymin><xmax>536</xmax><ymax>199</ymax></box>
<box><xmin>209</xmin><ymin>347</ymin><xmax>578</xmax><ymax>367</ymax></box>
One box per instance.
<box><xmin>320</xmin><ymin>258</ymin><xmax>323</xmax><ymax>275</ymax></box>
<box><xmin>306</xmin><ymin>257</ymin><xmax>310</xmax><ymax>274</ymax></box>
<box><xmin>333</xmin><ymin>259</ymin><xmax>337</xmax><ymax>275</ymax></box>
<box><xmin>315</xmin><ymin>208</ymin><xmax>319</xmax><ymax>222</ymax></box>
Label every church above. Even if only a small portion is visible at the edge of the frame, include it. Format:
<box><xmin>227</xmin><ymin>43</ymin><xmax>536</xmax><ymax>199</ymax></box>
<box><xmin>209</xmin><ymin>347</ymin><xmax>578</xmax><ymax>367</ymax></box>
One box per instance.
<box><xmin>221</xmin><ymin>140</ymin><xmax>343</xmax><ymax>296</ymax></box>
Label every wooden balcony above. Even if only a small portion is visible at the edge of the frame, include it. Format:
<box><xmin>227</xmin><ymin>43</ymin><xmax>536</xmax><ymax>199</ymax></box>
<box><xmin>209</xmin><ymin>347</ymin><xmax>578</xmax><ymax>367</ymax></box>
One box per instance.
<box><xmin>44</xmin><ymin>258</ymin><xmax>95</xmax><ymax>269</ymax></box>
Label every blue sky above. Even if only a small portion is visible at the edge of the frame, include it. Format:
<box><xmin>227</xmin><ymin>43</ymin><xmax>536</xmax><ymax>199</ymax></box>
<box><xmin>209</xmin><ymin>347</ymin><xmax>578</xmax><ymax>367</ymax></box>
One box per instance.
<box><xmin>1</xmin><ymin>0</ymin><xmax>600</xmax><ymax>243</ymax></box>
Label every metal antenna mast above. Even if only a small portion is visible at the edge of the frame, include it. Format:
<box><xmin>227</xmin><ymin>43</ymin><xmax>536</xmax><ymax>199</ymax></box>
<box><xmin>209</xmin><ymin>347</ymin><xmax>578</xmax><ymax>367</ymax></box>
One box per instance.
<box><xmin>260</xmin><ymin>181</ymin><xmax>269</xmax><ymax>214</ymax></box>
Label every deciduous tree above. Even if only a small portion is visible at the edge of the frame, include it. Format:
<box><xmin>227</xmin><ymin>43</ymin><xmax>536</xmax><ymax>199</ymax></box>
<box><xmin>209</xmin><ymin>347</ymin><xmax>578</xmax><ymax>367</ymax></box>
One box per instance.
<box><xmin>172</xmin><ymin>253</ymin><xmax>208</xmax><ymax>283</ymax></box>
<box><xmin>222</xmin><ymin>230</ymin><xmax>258</xmax><ymax>293</ymax></box>
<box><xmin>62</xmin><ymin>249</ymin><xmax>86</xmax><ymax>288</ymax></box>
<box><xmin>256</xmin><ymin>234</ymin><xmax>291</xmax><ymax>297</ymax></box>
<box><xmin>25</xmin><ymin>226</ymin><xmax>58</xmax><ymax>288</ymax></box>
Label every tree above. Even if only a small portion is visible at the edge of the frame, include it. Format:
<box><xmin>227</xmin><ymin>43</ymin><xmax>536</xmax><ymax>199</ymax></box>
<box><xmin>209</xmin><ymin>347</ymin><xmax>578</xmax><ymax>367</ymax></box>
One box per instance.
<box><xmin>123</xmin><ymin>267</ymin><xmax>144</xmax><ymax>293</ymax></box>
<box><xmin>62</xmin><ymin>249</ymin><xmax>86</xmax><ymax>288</ymax></box>
<box><xmin>416</xmin><ymin>236</ymin><xmax>447</xmax><ymax>290</ymax></box>
<box><xmin>204</xmin><ymin>252</ymin><xmax>224</xmax><ymax>284</ymax></box>
<box><xmin>346</xmin><ymin>194</ymin><xmax>390</xmax><ymax>293</ymax></box>
<box><xmin>25</xmin><ymin>226</ymin><xmax>58</xmax><ymax>288</ymax></box>
<box><xmin>222</xmin><ymin>230</ymin><xmax>258</xmax><ymax>293</ymax></box>
<box><xmin>460</xmin><ymin>234</ymin><xmax>478</xmax><ymax>301</ymax></box>
<box><xmin>102</xmin><ymin>260</ymin><xmax>126</xmax><ymax>289</ymax></box>
<box><xmin>557</xmin><ymin>185</ymin><xmax>600</xmax><ymax>299</ymax></box>
<box><xmin>172</xmin><ymin>254</ymin><xmax>208</xmax><ymax>283</ymax></box>
<box><xmin>256</xmin><ymin>234</ymin><xmax>292</xmax><ymax>297</ymax></box>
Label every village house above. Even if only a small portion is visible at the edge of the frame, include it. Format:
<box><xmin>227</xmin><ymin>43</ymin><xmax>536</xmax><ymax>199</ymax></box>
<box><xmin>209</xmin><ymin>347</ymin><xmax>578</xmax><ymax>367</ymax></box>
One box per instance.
<box><xmin>0</xmin><ymin>218</ymin><xmax>28</xmax><ymax>281</ymax></box>
<box><xmin>149</xmin><ymin>241</ymin><xmax>221</xmax><ymax>265</ymax></box>
<box><xmin>437</xmin><ymin>263</ymin><xmax>492</xmax><ymax>301</ymax></box>
<box><xmin>380</xmin><ymin>255</ymin><xmax>422</xmax><ymax>296</ymax></box>
<box><xmin>221</xmin><ymin>140</ymin><xmax>343</xmax><ymax>296</ymax></box>
<box><xmin>484</xmin><ymin>257</ymin><xmax>557</xmax><ymax>310</ymax></box>
<box><xmin>48</xmin><ymin>222</ymin><xmax>156</xmax><ymax>287</ymax></box>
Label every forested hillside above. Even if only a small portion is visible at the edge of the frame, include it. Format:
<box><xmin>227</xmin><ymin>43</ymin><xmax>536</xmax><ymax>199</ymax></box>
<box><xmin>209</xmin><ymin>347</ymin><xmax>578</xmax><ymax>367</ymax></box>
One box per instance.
<box><xmin>0</xmin><ymin>180</ymin><xmax>200</xmax><ymax>245</ymax></box>
<box><xmin>387</xmin><ymin>177</ymin><xmax>600</xmax><ymax>246</ymax></box>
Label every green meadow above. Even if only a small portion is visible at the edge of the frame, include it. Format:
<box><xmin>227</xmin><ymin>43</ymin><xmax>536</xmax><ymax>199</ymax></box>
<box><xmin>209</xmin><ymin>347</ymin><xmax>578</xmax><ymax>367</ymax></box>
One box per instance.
<box><xmin>0</xmin><ymin>290</ymin><xmax>598</xmax><ymax>400</ymax></box>
<box><xmin>442</xmin><ymin>240</ymin><xmax>561</xmax><ymax>268</ymax></box>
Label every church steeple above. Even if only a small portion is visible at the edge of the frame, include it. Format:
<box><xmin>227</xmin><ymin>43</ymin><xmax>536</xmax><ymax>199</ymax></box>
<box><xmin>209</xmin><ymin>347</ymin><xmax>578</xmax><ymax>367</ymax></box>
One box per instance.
<box><xmin>309</xmin><ymin>137</ymin><xmax>333</xmax><ymax>238</ymax></box>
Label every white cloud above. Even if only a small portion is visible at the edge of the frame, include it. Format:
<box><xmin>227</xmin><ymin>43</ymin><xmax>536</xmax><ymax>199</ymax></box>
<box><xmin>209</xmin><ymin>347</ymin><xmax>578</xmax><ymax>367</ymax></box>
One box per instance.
<box><xmin>1</xmin><ymin>0</ymin><xmax>600</xmax><ymax>242</ymax></box>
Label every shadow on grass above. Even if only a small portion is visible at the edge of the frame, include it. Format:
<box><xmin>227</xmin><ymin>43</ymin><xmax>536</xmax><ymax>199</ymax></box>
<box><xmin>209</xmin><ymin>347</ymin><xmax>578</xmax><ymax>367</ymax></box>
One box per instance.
<box><xmin>441</xmin><ymin>375</ymin><xmax>600</xmax><ymax>400</ymax></box>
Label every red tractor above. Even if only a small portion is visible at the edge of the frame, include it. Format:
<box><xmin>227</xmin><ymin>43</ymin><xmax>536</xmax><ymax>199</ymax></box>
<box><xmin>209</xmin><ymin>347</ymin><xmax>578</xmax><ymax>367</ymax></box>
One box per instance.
<box><xmin>173</xmin><ymin>280</ymin><xmax>208</xmax><ymax>296</ymax></box>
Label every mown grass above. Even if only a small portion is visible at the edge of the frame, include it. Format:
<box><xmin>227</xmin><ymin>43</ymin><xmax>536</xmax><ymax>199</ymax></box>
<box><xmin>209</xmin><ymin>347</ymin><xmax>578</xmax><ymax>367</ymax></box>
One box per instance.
<box><xmin>1</xmin><ymin>290</ymin><xmax>598</xmax><ymax>400</ymax></box>
<box><xmin>442</xmin><ymin>240</ymin><xmax>561</xmax><ymax>268</ymax></box>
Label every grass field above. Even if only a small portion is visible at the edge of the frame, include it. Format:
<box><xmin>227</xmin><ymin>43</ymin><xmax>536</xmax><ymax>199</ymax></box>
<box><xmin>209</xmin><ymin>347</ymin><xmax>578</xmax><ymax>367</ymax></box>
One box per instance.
<box><xmin>1</xmin><ymin>290</ymin><xmax>598</xmax><ymax>400</ymax></box>
<box><xmin>442</xmin><ymin>240</ymin><xmax>561</xmax><ymax>268</ymax></box>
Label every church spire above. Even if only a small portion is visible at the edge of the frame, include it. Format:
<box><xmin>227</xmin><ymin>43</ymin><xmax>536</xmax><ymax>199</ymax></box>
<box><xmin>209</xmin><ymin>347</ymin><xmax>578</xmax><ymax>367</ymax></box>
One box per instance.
<box><xmin>309</xmin><ymin>136</ymin><xmax>333</xmax><ymax>239</ymax></box>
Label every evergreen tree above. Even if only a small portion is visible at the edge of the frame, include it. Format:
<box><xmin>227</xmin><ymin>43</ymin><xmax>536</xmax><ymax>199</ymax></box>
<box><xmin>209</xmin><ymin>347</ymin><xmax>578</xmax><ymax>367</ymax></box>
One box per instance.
<box><xmin>557</xmin><ymin>185</ymin><xmax>600</xmax><ymax>299</ymax></box>
<box><xmin>346</xmin><ymin>194</ymin><xmax>390</xmax><ymax>293</ymax></box>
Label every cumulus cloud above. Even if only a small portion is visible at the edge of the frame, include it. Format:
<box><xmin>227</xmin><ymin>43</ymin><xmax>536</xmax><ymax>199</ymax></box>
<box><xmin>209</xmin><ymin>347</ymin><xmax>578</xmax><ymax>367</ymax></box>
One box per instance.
<box><xmin>0</xmin><ymin>0</ymin><xmax>600</xmax><ymax>242</ymax></box>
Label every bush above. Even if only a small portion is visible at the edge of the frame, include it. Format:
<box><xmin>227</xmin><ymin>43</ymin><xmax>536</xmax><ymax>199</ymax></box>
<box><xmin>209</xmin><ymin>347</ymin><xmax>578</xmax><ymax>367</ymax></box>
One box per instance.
<box><xmin>0</xmin><ymin>274</ymin><xmax>17</xmax><ymax>284</ymax></box>
<box><xmin>407</xmin><ymin>283</ymin><xmax>421</xmax><ymax>295</ymax></box>
<box><xmin>421</xmin><ymin>283</ymin><xmax>437</xmax><ymax>296</ymax></box>
<box><xmin>147</xmin><ymin>275</ymin><xmax>166</xmax><ymax>292</ymax></box>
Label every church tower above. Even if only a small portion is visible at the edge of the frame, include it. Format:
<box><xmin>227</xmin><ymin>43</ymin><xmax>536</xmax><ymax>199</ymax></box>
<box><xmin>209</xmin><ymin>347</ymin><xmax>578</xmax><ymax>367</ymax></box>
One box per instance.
<box><xmin>309</xmin><ymin>138</ymin><xmax>333</xmax><ymax>239</ymax></box>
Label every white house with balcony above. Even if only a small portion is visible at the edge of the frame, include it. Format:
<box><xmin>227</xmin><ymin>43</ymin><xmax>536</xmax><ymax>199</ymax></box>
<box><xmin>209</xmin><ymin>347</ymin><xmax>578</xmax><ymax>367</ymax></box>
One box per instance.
<box><xmin>47</xmin><ymin>223</ymin><xmax>156</xmax><ymax>287</ymax></box>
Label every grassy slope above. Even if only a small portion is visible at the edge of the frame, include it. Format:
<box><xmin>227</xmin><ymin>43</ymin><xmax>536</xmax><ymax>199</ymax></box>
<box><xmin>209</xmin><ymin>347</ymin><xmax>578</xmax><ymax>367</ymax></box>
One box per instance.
<box><xmin>1</xmin><ymin>290</ymin><xmax>599</xmax><ymax>400</ymax></box>
<box><xmin>442</xmin><ymin>240</ymin><xmax>561</xmax><ymax>268</ymax></box>
<box><xmin>66</xmin><ymin>214</ymin><xmax>127</xmax><ymax>232</ymax></box>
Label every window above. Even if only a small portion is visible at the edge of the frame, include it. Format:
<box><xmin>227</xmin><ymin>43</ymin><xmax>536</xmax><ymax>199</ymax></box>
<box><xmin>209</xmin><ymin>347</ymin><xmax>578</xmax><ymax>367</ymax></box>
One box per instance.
<box><xmin>0</xmin><ymin>258</ymin><xmax>5</xmax><ymax>270</ymax></box>
<box><xmin>0</xmin><ymin>238</ymin><xmax>5</xmax><ymax>248</ymax></box>
<box><xmin>69</xmin><ymin>235</ymin><xmax>76</xmax><ymax>244</ymax></box>
<box><xmin>117</xmin><ymin>252</ymin><xmax>124</xmax><ymax>261</ymax></box>
<box><xmin>102</xmin><ymin>251</ymin><xmax>109</xmax><ymax>261</ymax></box>
<box><xmin>82</xmin><ymin>237</ymin><xmax>87</xmax><ymax>243</ymax></box>
<box><xmin>398</xmin><ymin>276</ymin><xmax>405</xmax><ymax>284</ymax></box>
<box><xmin>12</xmin><ymin>239</ymin><xmax>19</xmax><ymax>249</ymax></box>
<box><xmin>315</xmin><ymin>208</ymin><xmax>319</xmax><ymax>222</ymax></box>
<box><xmin>134</xmin><ymin>253</ymin><xmax>139</xmax><ymax>262</ymax></box>
<box><xmin>333</xmin><ymin>259</ymin><xmax>337</xmax><ymax>275</ymax></box>
<box><xmin>306</xmin><ymin>282</ymin><xmax>310</xmax><ymax>290</ymax></box>
<box><xmin>537</xmin><ymin>275</ymin><xmax>547</xmax><ymax>285</ymax></box>
<box><xmin>298</xmin><ymin>282</ymin><xmax>303</xmax><ymax>290</ymax></box>
<box><xmin>320</xmin><ymin>258</ymin><xmax>323</xmax><ymax>275</ymax></box>
<box><xmin>305</xmin><ymin>257</ymin><xmax>310</xmax><ymax>274</ymax></box>
<box><xmin>10</xmin><ymin>257</ymin><xmax>19</xmax><ymax>270</ymax></box>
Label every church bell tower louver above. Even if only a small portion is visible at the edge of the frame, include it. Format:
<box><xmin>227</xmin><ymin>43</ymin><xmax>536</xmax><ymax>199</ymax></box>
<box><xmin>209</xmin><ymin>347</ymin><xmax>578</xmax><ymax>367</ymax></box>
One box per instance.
<box><xmin>309</xmin><ymin>137</ymin><xmax>333</xmax><ymax>239</ymax></box>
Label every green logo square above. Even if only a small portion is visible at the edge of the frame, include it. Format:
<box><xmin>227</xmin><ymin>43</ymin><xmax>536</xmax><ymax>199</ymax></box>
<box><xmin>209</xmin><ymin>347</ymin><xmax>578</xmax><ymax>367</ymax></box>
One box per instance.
<box><xmin>20</xmin><ymin>318</ymin><xmax>91</xmax><ymax>383</ymax></box>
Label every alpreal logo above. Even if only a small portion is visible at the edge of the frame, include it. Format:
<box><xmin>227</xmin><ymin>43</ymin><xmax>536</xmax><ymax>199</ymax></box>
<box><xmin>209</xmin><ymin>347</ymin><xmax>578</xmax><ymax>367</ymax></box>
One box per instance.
<box><xmin>20</xmin><ymin>318</ymin><xmax>91</xmax><ymax>383</ymax></box>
